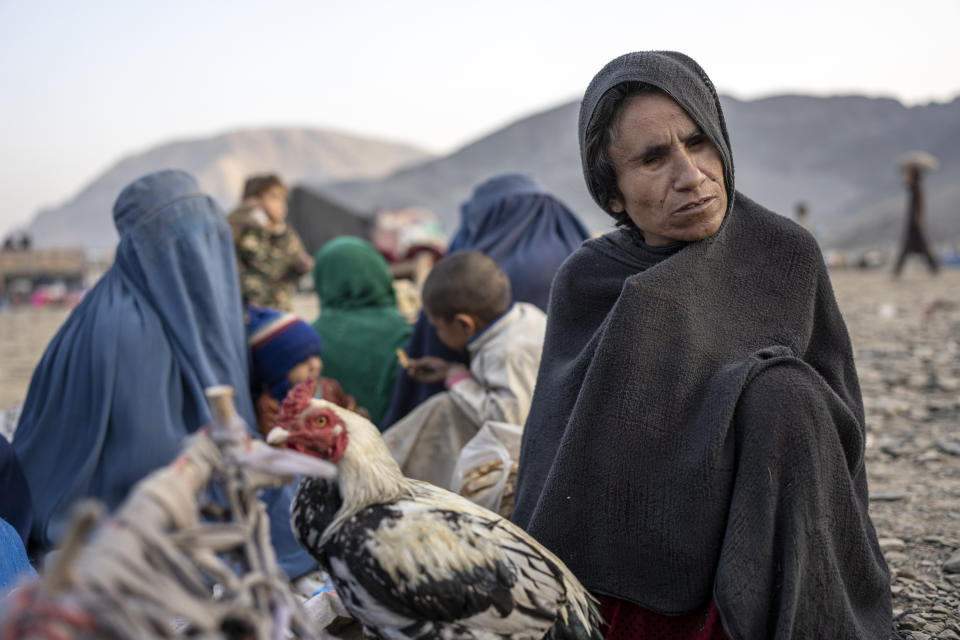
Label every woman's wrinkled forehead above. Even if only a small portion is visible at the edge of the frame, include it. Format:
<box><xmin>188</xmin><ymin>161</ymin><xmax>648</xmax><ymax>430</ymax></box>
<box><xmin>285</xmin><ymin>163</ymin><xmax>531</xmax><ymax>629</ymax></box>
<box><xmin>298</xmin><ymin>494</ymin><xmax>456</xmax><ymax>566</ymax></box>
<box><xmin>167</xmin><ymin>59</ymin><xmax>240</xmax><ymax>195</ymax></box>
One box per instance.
<box><xmin>610</xmin><ymin>90</ymin><xmax>702</xmax><ymax>150</ymax></box>
<box><xmin>581</xmin><ymin>51</ymin><xmax>719</xmax><ymax>134</ymax></box>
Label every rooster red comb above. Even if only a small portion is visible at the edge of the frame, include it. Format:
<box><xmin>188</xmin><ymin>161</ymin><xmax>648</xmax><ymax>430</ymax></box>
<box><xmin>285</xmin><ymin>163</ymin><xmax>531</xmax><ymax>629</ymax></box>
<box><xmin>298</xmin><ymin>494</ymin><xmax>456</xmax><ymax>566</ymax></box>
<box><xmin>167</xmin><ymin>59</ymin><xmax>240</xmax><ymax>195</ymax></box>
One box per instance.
<box><xmin>276</xmin><ymin>379</ymin><xmax>316</xmax><ymax>428</ymax></box>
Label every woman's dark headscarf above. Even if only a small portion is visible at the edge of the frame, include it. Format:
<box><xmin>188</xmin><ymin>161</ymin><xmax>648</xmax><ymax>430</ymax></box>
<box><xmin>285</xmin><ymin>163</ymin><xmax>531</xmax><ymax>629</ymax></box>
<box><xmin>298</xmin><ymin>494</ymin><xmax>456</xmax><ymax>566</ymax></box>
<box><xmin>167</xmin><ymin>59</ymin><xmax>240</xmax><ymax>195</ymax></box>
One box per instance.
<box><xmin>12</xmin><ymin>170</ymin><xmax>315</xmax><ymax>578</ymax></box>
<box><xmin>512</xmin><ymin>52</ymin><xmax>890</xmax><ymax>638</ymax></box>
<box><xmin>579</xmin><ymin>51</ymin><xmax>735</xmax><ymax>226</ymax></box>
<box><xmin>379</xmin><ymin>173</ymin><xmax>589</xmax><ymax>428</ymax></box>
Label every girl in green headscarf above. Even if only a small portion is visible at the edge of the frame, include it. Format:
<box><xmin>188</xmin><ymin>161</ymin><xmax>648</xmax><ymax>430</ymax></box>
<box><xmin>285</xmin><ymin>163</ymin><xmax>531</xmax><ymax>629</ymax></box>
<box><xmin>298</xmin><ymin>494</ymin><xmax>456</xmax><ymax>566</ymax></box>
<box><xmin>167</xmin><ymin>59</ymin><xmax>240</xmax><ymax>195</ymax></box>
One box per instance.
<box><xmin>312</xmin><ymin>237</ymin><xmax>412</xmax><ymax>427</ymax></box>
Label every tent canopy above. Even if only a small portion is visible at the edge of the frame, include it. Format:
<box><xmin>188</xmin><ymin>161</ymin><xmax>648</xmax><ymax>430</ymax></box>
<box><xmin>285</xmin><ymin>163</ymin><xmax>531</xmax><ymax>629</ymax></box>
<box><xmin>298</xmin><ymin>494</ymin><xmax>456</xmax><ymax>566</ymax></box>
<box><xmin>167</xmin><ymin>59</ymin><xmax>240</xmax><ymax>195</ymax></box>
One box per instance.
<box><xmin>287</xmin><ymin>186</ymin><xmax>373</xmax><ymax>256</ymax></box>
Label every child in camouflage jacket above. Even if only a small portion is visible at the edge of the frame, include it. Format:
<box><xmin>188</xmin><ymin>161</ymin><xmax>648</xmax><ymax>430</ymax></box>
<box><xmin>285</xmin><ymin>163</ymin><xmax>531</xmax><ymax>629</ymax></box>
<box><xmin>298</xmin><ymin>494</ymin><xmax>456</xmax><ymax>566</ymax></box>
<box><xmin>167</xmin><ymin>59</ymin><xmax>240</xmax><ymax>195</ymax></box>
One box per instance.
<box><xmin>228</xmin><ymin>174</ymin><xmax>312</xmax><ymax>311</ymax></box>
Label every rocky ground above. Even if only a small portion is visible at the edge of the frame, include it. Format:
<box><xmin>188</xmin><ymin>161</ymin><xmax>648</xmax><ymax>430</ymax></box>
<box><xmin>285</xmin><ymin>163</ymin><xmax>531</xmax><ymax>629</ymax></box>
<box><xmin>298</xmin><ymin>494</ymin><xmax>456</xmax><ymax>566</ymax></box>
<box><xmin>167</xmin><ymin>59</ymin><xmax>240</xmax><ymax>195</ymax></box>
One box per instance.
<box><xmin>832</xmin><ymin>267</ymin><xmax>960</xmax><ymax>639</ymax></box>
<box><xmin>1</xmin><ymin>266</ymin><xmax>958</xmax><ymax>635</ymax></box>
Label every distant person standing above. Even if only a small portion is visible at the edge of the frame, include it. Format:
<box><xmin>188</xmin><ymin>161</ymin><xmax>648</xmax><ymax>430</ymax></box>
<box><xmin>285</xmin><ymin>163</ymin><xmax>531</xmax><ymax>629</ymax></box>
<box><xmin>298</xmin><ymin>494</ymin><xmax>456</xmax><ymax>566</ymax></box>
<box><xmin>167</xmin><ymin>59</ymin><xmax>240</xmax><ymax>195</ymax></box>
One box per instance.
<box><xmin>793</xmin><ymin>201</ymin><xmax>824</xmax><ymax>247</ymax></box>
<box><xmin>228</xmin><ymin>174</ymin><xmax>313</xmax><ymax>310</ymax></box>
<box><xmin>794</xmin><ymin>201</ymin><xmax>811</xmax><ymax>230</ymax></box>
<box><xmin>893</xmin><ymin>152</ymin><xmax>939</xmax><ymax>277</ymax></box>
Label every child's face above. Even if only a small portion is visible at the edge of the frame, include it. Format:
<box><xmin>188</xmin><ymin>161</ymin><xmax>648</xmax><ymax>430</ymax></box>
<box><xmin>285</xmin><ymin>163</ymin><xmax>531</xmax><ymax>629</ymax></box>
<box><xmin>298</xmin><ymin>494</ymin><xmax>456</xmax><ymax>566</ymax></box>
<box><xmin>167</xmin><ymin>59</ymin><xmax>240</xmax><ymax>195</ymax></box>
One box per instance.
<box><xmin>287</xmin><ymin>355</ymin><xmax>322</xmax><ymax>387</ymax></box>
<box><xmin>260</xmin><ymin>185</ymin><xmax>289</xmax><ymax>223</ymax></box>
<box><xmin>426</xmin><ymin>312</ymin><xmax>475</xmax><ymax>352</ymax></box>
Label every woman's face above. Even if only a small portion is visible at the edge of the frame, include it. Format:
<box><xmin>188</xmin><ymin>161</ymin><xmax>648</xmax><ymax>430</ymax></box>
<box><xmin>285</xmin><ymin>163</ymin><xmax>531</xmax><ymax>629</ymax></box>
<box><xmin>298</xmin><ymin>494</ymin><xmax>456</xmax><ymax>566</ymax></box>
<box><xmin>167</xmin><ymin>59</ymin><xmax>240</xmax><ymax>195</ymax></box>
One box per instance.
<box><xmin>607</xmin><ymin>92</ymin><xmax>727</xmax><ymax>246</ymax></box>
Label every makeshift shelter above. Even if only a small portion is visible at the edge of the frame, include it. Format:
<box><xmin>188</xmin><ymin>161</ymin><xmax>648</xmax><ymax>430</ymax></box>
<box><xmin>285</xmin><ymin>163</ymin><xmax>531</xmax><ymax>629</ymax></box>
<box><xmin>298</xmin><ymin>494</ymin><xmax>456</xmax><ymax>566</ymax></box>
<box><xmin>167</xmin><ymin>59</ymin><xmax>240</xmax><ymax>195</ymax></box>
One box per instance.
<box><xmin>286</xmin><ymin>186</ymin><xmax>372</xmax><ymax>255</ymax></box>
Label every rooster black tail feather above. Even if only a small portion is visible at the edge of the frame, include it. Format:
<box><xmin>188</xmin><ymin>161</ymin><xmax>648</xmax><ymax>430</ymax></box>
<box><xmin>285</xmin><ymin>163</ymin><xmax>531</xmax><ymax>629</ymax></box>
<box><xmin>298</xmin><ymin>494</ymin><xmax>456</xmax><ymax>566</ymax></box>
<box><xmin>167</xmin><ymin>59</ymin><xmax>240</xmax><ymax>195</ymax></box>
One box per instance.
<box><xmin>548</xmin><ymin>598</ymin><xmax>604</xmax><ymax>640</ymax></box>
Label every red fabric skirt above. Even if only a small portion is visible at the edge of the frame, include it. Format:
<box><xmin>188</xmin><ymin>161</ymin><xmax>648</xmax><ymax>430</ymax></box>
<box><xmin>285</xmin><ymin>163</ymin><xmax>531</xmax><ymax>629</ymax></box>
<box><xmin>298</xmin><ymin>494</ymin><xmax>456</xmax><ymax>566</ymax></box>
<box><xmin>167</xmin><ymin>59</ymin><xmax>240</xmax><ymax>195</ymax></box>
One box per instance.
<box><xmin>596</xmin><ymin>595</ymin><xmax>730</xmax><ymax>640</ymax></box>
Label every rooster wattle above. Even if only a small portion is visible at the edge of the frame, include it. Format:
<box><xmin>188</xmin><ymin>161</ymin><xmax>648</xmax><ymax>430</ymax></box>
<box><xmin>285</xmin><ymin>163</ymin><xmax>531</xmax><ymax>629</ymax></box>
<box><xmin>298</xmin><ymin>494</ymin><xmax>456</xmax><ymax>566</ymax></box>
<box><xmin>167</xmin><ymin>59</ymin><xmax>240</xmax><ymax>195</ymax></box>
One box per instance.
<box><xmin>268</xmin><ymin>380</ymin><xmax>602</xmax><ymax>639</ymax></box>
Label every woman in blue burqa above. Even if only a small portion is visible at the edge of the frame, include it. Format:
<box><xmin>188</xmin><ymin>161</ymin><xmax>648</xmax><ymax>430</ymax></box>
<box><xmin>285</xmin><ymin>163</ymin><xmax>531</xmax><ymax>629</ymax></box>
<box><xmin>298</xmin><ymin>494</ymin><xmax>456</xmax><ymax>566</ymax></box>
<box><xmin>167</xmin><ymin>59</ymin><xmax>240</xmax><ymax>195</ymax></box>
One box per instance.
<box><xmin>379</xmin><ymin>173</ymin><xmax>590</xmax><ymax>428</ymax></box>
<box><xmin>12</xmin><ymin>170</ymin><xmax>315</xmax><ymax>579</ymax></box>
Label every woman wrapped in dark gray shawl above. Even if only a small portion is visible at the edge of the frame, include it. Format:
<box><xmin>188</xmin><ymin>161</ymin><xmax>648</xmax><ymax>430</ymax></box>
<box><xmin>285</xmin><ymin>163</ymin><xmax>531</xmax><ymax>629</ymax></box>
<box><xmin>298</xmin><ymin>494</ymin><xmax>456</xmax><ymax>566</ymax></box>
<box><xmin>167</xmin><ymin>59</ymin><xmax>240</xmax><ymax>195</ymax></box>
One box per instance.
<box><xmin>511</xmin><ymin>51</ymin><xmax>891</xmax><ymax>639</ymax></box>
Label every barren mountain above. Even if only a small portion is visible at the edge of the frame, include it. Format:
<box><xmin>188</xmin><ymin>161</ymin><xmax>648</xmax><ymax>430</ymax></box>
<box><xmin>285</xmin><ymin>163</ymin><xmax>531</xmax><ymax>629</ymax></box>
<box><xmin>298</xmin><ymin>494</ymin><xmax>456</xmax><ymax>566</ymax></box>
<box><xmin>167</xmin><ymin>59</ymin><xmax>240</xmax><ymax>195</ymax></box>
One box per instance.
<box><xmin>25</xmin><ymin>128</ymin><xmax>431</xmax><ymax>249</ymax></box>
<box><xmin>318</xmin><ymin>94</ymin><xmax>960</xmax><ymax>250</ymax></box>
<box><xmin>27</xmin><ymin>94</ymin><xmax>960</xmax><ymax>251</ymax></box>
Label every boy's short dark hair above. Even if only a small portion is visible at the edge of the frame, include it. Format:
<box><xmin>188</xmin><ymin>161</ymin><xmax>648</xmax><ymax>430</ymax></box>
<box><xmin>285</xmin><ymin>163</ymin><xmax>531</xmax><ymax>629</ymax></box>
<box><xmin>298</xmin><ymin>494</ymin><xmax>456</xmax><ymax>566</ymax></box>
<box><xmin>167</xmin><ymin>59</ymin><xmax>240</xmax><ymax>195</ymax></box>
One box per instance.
<box><xmin>422</xmin><ymin>251</ymin><xmax>511</xmax><ymax>325</ymax></box>
<box><xmin>242</xmin><ymin>174</ymin><xmax>286</xmax><ymax>200</ymax></box>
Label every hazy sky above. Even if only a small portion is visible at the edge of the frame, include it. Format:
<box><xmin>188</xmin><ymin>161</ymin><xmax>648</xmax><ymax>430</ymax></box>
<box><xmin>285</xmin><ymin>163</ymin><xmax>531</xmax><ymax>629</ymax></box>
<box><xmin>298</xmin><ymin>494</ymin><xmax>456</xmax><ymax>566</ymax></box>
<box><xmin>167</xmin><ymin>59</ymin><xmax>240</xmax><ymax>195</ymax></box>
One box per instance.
<box><xmin>2</xmin><ymin>0</ymin><xmax>958</xmax><ymax>236</ymax></box>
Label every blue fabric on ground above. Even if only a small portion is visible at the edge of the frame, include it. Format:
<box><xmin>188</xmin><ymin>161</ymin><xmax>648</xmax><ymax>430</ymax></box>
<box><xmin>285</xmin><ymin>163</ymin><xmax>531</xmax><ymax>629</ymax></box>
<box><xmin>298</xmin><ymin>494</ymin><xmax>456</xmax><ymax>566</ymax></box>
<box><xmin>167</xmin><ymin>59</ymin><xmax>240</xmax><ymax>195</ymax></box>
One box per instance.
<box><xmin>0</xmin><ymin>434</ymin><xmax>31</xmax><ymax>547</ymax></box>
<box><xmin>0</xmin><ymin>517</ymin><xmax>34</xmax><ymax>594</ymax></box>
<box><xmin>380</xmin><ymin>173</ymin><xmax>590</xmax><ymax>428</ymax></box>
<box><xmin>12</xmin><ymin>170</ymin><xmax>315</xmax><ymax>578</ymax></box>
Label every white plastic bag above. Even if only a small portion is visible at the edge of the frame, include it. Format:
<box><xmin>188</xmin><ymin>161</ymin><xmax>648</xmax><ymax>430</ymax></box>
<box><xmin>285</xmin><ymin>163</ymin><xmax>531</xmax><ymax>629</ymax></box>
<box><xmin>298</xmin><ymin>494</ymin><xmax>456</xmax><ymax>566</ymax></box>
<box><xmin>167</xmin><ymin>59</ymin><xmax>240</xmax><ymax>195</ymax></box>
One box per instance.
<box><xmin>450</xmin><ymin>421</ymin><xmax>523</xmax><ymax>514</ymax></box>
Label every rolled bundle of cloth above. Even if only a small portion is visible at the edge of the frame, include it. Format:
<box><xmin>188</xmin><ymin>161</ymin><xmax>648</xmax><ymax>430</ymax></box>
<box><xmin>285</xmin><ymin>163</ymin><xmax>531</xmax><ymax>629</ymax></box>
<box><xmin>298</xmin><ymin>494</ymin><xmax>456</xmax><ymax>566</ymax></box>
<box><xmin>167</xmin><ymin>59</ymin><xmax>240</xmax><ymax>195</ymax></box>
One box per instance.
<box><xmin>897</xmin><ymin>150</ymin><xmax>938</xmax><ymax>173</ymax></box>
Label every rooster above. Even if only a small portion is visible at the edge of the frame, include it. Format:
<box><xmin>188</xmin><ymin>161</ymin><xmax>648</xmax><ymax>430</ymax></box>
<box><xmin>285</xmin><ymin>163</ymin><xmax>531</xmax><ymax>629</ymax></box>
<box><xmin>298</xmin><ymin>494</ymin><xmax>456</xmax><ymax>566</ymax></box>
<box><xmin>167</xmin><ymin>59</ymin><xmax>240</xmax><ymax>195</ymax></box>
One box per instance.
<box><xmin>267</xmin><ymin>380</ymin><xmax>602</xmax><ymax>639</ymax></box>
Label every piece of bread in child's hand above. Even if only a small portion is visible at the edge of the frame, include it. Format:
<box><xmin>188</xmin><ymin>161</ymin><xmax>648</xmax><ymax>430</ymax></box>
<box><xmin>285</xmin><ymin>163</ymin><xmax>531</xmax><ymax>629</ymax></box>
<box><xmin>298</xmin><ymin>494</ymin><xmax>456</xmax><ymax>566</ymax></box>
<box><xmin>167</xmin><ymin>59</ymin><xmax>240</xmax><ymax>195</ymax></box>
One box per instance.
<box><xmin>396</xmin><ymin>348</ymin><xmax>410</xmax><ymax>369</ymax></box>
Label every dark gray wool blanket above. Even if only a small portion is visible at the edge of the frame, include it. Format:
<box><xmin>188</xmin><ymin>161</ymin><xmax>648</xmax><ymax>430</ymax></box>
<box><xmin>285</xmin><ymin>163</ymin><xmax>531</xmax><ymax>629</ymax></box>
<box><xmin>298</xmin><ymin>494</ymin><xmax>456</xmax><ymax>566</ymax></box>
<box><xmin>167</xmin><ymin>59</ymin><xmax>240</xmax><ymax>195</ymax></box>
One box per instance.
<box><xmin>512</xmin><ymin>51</ymin><xmax>892</xmax><ymax>639</ymax></box>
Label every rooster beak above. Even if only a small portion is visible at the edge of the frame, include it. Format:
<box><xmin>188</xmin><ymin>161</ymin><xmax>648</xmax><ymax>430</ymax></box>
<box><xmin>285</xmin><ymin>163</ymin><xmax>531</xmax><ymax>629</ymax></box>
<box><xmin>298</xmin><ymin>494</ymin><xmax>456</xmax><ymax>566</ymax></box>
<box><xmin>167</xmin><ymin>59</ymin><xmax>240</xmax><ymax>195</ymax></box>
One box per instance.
<box><xmin>266</xmin><ymin>426</ymin><xmax>290</xmax><ymax>446</ymax></box>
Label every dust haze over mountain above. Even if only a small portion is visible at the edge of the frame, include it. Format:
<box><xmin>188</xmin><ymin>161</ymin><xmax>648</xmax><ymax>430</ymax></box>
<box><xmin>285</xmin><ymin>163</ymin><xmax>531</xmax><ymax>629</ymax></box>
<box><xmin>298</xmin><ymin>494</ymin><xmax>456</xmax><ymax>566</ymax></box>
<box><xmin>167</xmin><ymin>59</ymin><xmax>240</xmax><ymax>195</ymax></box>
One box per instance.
<box><xmin>22</xmin><ymin>94</ymin><xmax>960</xmax><ymax>252</ymax></box>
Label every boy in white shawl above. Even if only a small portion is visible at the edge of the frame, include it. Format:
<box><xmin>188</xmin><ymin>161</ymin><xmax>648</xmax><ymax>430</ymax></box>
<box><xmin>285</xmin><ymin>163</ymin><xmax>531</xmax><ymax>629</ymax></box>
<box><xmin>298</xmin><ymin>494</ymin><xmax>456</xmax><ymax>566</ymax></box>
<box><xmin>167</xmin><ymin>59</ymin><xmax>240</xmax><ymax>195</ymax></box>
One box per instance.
<box><xmin>382</xmin><ymin>251</ymin><xmax>546</xmax><ymax>492</ymax></box>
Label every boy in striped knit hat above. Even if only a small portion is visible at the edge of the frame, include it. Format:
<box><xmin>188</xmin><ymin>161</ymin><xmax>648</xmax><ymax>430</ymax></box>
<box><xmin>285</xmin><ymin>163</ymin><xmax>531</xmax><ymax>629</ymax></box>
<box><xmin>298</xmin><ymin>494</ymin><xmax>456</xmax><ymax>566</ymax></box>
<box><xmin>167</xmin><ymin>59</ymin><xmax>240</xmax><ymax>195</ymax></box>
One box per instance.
<box><xmin>245</xmin><ymin>305</ymin><xmax>366</xmax><ymax>436</ymax></box>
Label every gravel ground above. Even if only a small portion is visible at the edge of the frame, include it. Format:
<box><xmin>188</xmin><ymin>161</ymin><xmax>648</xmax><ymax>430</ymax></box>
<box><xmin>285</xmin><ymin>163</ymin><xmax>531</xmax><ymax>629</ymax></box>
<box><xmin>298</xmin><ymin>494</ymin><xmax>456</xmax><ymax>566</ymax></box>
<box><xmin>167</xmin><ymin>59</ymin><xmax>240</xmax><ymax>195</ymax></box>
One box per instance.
<box><xmin>831</xmin><ymin>267</ymin><xmax>960</xmax><ymax>639</ymax></box>
<box><xmin>1</xmin><ymin>266</ymin><xmax>958</xmax><ymax>636</ymax></box>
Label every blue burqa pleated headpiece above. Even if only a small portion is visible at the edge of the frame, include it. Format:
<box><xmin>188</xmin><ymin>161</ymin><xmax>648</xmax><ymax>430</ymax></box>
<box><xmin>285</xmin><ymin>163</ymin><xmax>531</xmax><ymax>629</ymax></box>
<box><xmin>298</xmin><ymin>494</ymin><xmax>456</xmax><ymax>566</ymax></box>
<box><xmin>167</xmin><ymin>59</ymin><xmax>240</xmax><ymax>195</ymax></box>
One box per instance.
<box><xmin>380</xmin><ymin>172</ymin><xmax>590</xmax><ymax>428</ymax></box>
<box><xmin>447</xmin><ymin>173</ymin><xmax>590</xmax><ymax>307</ymax></box>
<box><xmin>13</xmin><ymin>170</ymin><xmax>315</xmax><ymax>577</ymax></box>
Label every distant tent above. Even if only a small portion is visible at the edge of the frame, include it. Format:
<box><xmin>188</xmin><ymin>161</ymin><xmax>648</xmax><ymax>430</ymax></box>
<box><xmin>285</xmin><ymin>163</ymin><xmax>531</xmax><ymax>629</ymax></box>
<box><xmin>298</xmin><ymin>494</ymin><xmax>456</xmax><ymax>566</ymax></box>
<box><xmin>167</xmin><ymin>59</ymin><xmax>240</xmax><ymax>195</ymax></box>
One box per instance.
<box><xmin>287</xmin><ymin>186</ymin><xmax>373</xmax><ymax>255</ymax></box>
